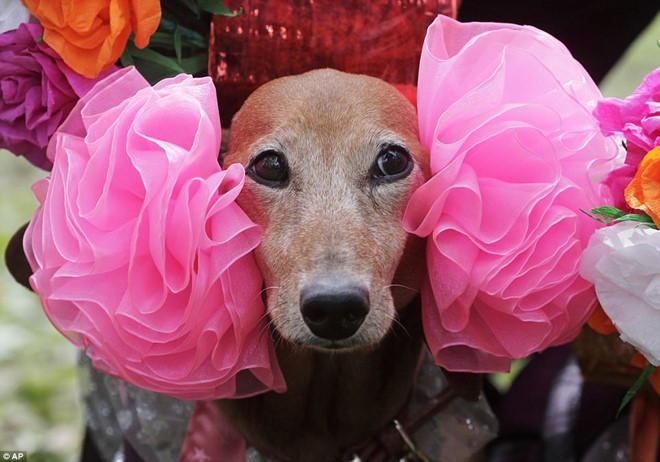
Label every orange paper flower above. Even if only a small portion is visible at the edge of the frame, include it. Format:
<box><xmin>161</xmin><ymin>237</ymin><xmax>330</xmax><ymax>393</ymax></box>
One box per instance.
<box><xmin>587</xmin><ymin>302</ymin><xmax>618</xmax><ymax>335</ymax></box>
<box><xmin>625</xmin><ymin>146</ymin><xmax>660</xmax><ymax>227</ymax></box>
<box><xmin>21</xmin><ymin>0</ymin><xmax>161</xmax><ymax>78</ymax></box>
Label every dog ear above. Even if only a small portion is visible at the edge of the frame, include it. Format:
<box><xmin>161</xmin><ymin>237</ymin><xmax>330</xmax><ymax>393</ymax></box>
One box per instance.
<box><xmin>5</xmin><ymin>223</ymin><xmax>33</xmax><ymax>291</ymax></box>
<box><xmin>443</xmin><ymin>369</ymin><xmax>483</xmax><ymax>401</ymax></box>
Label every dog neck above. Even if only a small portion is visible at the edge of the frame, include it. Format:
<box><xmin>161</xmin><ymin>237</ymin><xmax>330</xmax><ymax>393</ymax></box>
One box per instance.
<box><xmin>218</xmin><ymin>298</ymin><xmax>424</xmax><ymax>462</ymax></box>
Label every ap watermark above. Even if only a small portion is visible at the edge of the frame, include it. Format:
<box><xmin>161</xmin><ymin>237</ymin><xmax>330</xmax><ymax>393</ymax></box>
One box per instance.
<box><xmin>1</xmin><ymin>453</ymin><xmax>26</xmax><ymax>461</ymax></box>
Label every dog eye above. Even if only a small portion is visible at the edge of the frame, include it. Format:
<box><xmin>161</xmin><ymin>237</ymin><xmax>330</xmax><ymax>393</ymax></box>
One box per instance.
<box><xmin>247</xmin><ymin>150</ymin><xmax>289</xmax><ymax>187</ymax></box>
<box><xmin>371</xmin><ymin>145</ymin><xmax>412</xmax><ymax>182</ymax></box>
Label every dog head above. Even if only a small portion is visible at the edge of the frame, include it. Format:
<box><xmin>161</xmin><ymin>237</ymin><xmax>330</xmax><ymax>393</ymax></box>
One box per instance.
<box><xmin>224</xmin><ymin>69</ymin><xmax>428</xmax><ymax>351</ymax></box>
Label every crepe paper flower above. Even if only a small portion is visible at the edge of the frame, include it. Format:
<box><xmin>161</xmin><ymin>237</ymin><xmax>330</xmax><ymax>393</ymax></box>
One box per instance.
<box><xmin>0</xmin><ymin>23</ymin><xmax>115</xmax><ymax>170</ymax></box>
<box><xmin>603</xmin><ymin>162</ymin><xmax>637</xmax><ymax>212</ymax></box>
<box><xmin>586</xmin><ymin>303</ymin><xmax>617</xmax><ymax>335</ymax></box>
<box><xmin>580</xmin><ymin>221</ymin><xmax>660</xmax><ymax>367</ymax></box>
<box><xmin>403</xmin><ymin>15</ymin><xmax>619</xmax><ymax>372</ymax></box>
<box><xmin>23</xmin><ymin>66</ymin><xmax>285</xmax><ymax>400</ymax></box>
<box><xmin>625</xmin><ymin>147</ymin><xmax>660</xmax><ymax>227</ymax></box>
<box><xmin>595</xmin><ymin>67</ymin><xmax>660</xmax><ymax>210</ymax></box>
<box><xmin>0</xmin><ymin>0</ymin><xmax>29</xmax><ymax>34</ymax></box>
<box><xmin>22</xmin><ymin>0</ymin><xmax>161</xmax><ymax>79</ymax></box>
<box><xmin>595</xmin><ymin>67</ymin><xmax>660</xmax><ymax>170</ymax></box>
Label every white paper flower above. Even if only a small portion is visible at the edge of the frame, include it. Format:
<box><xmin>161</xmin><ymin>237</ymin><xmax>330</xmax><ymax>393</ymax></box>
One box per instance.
<box><xmin>0</xmin><ymin>0</ymin><xmax>30</xmax><ymax>34</ymax></box>
<box><xmin>580</xmin><ymin>222</ymin><xmax>660</xmax><ymax>365</ymax></box>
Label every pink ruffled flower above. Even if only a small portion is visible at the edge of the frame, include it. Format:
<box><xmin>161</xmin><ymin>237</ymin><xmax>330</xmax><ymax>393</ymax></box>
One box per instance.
<box><xmin>594</xmin><ymin>67</ymin><xmax>660</xmax><ymax>209</ymax></box>
<box><xmin>0</xmin><ymin>23</ymin><xmax>114</xmax><ymax>170</ymax></box>
<box><xmin>24</xmin><ymin>67</ymin><xmax>285</xmax><ymax>399</ymax></box>
<box><xmin>403</xmin><ymin>15</ymin><xmax>619</xmax><ymax>372</ymax></box>
<box><xmin>595</xmin><ymin>67</ymin><xmax>660</xmax><ymax>167</ymax></box>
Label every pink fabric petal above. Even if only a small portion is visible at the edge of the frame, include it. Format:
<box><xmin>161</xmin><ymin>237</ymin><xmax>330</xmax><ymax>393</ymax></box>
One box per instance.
<box><xmin>404</xmin><ymin>16</ymin><xmax>619</xmax><ymax>372</ymax></box>
<box><xmin>24</xmin><ymin>67</ymin><xmax>284</xmax><ymax>399</ymax></box>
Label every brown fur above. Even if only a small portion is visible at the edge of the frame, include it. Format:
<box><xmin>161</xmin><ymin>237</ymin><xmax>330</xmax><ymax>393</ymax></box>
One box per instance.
<box><xmin>221</xmin><ymin>69</ymin><xmax>431</xmax><ymax>461</ymax></box>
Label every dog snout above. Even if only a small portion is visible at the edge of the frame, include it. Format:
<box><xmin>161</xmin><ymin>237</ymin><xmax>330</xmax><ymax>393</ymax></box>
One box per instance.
<box><xmin>300</xmin><ymin>279</ymin><xmax>370</xmax><ymax>341</ymax></box>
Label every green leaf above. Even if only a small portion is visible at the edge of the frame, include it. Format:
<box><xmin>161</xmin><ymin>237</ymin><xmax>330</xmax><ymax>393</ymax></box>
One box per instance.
<box><xmin>589</xmin><ymin>206</ymin><xmax>627</xmax><ymax>219</ymax></box>
<box><xmin>119</xmin><ymin>48</ymin><xmax>135</xmax><ymax>67</ymax></box>
<box><xmin>149</xmin><ymin>31</ymin><xmax>206</xmax><ymax>50</ymax></box>
<box><xmin>173</xmin><ymin>25</ymin><xmax>183</xmax><ymax>63</ymax></box>
<box><xmin>148</xmin><ymin>31</ymin><xmax>173</xmax><ymax>47</ymax></box>
<box><xmin>36</xmin><ymin>35</ymin><xmax>44</xmax><ymax>43</ymax></box>
<box><xmin>179</xmin><ymin>0</ymin><xmax>201</xmax><ymax>16</ymax></box>
<box><xmin>122</xmin><ymin>43</ymin><xmax>186</xmax><ymax>84</ymax></box>
<box><xmin>179</xmin><ymin>54</ymin><xmax>209</xmax><ymax>75</ymax></box>
<box><xmin>617</xmin><ymin>364</ymin><xmax>656</xmax><ymax>417</ymax></box>
<box><xmin>157</xmin><ymin>19</ymin><xmax>208</xmax><ymax>48</ymax></box>
<box><xmin>197</xmin><ymin>0</ymin><xmax>242</xmax><ymax>17</ymax></box>
<box><xmin>581</xmin><ymin>207</ymin><xmax>658</xmax><ymax>229</ymax></box>
<box><xmin>580</xmin><ymin>209</ymin><xmax>613</xmax><ymax>225</ymax></box>
<box><xmin>131</xmin><ymin>48</ymin><xmax>185</xmax><ymax>72</ymax></box>
<box><xmin>614</xmin><ymin>213</ymin><xmax>657</xmax><ymax>227</ymax></box>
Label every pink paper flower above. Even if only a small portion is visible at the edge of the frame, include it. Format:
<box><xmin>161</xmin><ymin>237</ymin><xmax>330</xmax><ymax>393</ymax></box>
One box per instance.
<box><xmin>602</xmin><ymin>163</ymin><xmax>637</xmax><ymax>211</ymax></box>
<box><xmin>24</xmin><ymin>67</ymin><xmax>285</xmax><ymax>399</ymax></box>
<box><xmin>403</xmin><ymin>15</ymin><xmax>619</xmax><ymax>372</ymax></box>
<box><xmin>580</xmin><ymin>222</ymin><xmax>660</xmax><ymax>366</ymax></box>
<box><xmin>594</xmin><ymin>67</ymin><xmax>660</xmax><ymax>209</ymax></box>
<box><xmin>0</xmin><ymin>23</ymin><xmax>114</xmax><ymax>170</ymax></box>
<box><xmin>595</xmin><ymin>67</ymin><xmax>660</xmax><ymax>168</ymax></box>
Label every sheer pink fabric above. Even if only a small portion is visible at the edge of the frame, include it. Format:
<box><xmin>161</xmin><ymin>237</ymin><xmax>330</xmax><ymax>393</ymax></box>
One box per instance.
<box><xmin>404</xmin><ymin>16</ymin><xmax>619</xmax><ymax>372</ymax></box>
<box><xmin>24</xmin><ymin>67</ymin><xmax>284</xmax><ymax>399</ymax></box>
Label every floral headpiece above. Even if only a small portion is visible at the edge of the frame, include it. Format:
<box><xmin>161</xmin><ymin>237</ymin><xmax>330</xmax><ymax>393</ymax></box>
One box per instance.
<box><xmin>5</xmin><ymin>1</ymin><xmax>655</xmax><ymax>403</ymax></box>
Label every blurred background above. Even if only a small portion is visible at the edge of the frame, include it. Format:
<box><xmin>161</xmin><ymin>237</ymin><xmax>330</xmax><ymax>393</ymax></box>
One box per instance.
<box><xmin>0</xmin><ymin>11</ymin><xmax>659</xmax><ymax>462</ymax></box>
<box><xmin>0</xmin><ymin>154</ymin><xmax>81</xmax><ymax>461</ymax></box>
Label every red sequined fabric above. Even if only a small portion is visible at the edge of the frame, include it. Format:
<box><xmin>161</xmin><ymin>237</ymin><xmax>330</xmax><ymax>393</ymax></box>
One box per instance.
<box><xmin>209</xmin><ymin>1</ymin><xmax>459</xmax><ymax>125</ymax></box>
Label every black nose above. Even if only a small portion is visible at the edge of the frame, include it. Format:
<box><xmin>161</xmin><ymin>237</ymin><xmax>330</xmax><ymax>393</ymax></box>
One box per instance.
<box><xmin>300</xmin><ymin>281</ymin><xmax>370</xmax><ymax>341</ymax></box>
